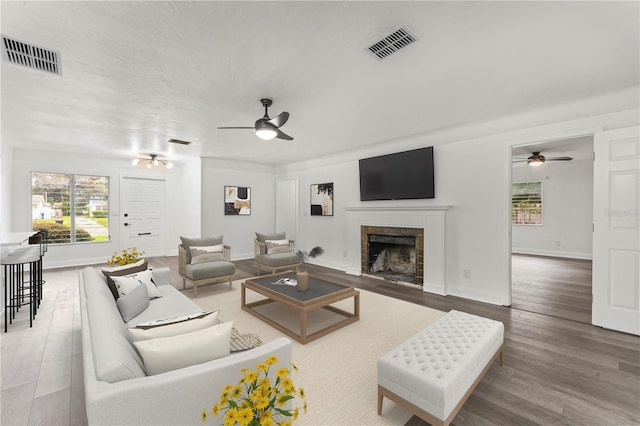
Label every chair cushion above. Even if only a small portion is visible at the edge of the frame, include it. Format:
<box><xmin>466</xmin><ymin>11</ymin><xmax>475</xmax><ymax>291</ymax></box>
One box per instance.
<box><xmin>265</xmin><ymin>239</ymin><xmax>291</xmax><ymax>254</ymax></box>
<box><xmin>190</xmin><ymin>244</ymin><xmax>225</xmax><ymax>264</ymax></box>
<box><xmin>180</xmin><ymin>236</ymin><xmax>223</xmax><ymax>263</ymax></box>
<box><xmin>255</xmin><ymin>232</ymin><xmax>286</xmax><ymax>243</ymax></box>
<box><xmin>185</xmin><ymin>261</ymin><xmax>236</xmax><ymax>280</ymax></box>
<box><xmin>259</xmin><ymin>252</ymin><xmax>300</xmax><ymax>267</ymax></box>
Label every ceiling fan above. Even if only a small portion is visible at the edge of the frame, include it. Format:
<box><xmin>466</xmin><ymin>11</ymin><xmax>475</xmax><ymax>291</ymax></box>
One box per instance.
<box><xmin>218</xmin><ymin>99</ymin><xmax>293</xmax><ymax>141</ymax></box>
<box><xmin>512</xmin><ymin>151</ymin><xmax>573</xmax><ymax>167</ymax></box>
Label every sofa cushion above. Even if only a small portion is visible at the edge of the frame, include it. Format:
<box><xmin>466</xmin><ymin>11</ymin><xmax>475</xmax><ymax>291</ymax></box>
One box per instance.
<box><xmin>134</xmin><ymin>321</ymin><xmax>234</xmax><ymax>375</ymax></box>
<box><xmin>190</xmin><ymin>244</ymin><xmax>225</xmax><ymax>265</ymax></box>
<box><xmin>184</xmin><ymin>261</ymin><xmax>236</xmax><ymax>281</ymax></box>
<box><xmin>101</xmin><ymin>260</ymin><xmax>148</xmax><ymax>300</ymax></box>
<box><xmin>129</xmin><ymin>311</ymin><xmax>219</xmax><ymax>341</ymax></box>
<box><xmin>255</xmin><ymin>232</ymin><xmax>286</xmax><ymax>243</ymax></box>
<box><xmin>180</xmin><ymin>236</ymin><xmax>223</xmax><ymax>263</ymax></box>
<box><xmin>116</xmin><ymin>284</ymin><xmax>150</xmax><ymax>322</ymax></box>
<box><xmin>84</xmin><ymin>269</ymin><xmax>146</xmax><ymax>383</ymax></box>
<box><xmin>259</xmin><ymin>252</ymin><xmax>300</xmax><ymax>267</ymax></box>
<box><xmin>125</xmin><ymin>285</ymin><xmax>203</xmax><ymax>327</ymax></box>
<box><xmin>111</xmin><ymin>269</ymin><xmax>162</xmax><ymax>299</ymax></box>
<box><xmin>265</xmin><ymin>239</ymin><xmax>291</xmax><ymax>254</ymax></box>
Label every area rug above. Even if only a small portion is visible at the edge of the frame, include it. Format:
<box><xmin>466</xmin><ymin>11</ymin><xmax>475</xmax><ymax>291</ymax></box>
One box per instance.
<box><xmin>186</xmin><ymin>279</ymin><xmax>446</xmax><ymax>426</ymax></box>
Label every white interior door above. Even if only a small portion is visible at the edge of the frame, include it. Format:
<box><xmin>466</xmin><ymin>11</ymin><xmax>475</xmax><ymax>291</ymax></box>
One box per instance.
<box><xmin>593</xmin><ymin>126</ymin><xmax>640</xmax><ymax>335</ymax></box>
<box><xmin>275</xmin><ymin>178</ymin><xmax>299</xmax><ymax>244</ymax></box>
<box><xmin>121</xmin><ymin>177</ymin><xmax>165</xmax><ymax>257</ymax></box>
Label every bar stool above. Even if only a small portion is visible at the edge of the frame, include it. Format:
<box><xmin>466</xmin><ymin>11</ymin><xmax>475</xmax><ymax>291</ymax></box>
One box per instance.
<box><xmin>8</xmin><ymin>232</ymin><xmax>45</xmax><ymax>306</ymax></box>
<box><xmin>2</xmin><ymin>251</ymin><xmax>40</xmax><ymax>332</ymax></box>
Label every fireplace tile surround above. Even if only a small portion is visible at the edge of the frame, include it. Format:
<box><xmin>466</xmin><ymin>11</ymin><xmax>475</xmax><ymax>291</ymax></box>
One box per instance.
<box><xmin>361</xmin><ymin>225</ymin><xmax>424</xmax><ymax>286</ymax></box>
<box><xmin>344</xmin><ymin>205</ymin><xmax>452</xmax><ymax>295</ymax></box>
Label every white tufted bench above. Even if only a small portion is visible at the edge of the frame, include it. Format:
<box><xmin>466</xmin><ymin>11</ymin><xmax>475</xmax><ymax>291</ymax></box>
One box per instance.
<box><xmin>377</xmin><ymin>310</ymin><xmax>504</xmax><ymax>426</ymax></box>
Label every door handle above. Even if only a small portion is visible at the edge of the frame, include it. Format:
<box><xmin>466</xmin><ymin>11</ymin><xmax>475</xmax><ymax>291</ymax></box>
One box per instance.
<box><xmin>124</xmin><ymin>223</ymin><xmax>130</xmax><ymax>226</ymax></box>
<box><xmin>138</xmin><ymin>232</ymin><xmax>151</xmax><ymax>236</ymax></box>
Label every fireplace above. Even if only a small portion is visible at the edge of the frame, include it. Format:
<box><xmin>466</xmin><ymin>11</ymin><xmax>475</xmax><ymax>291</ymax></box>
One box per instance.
<box><xmin>361</xmin><ymin>226</ymin><xmax>424</xmax><ymax>286</ymax></box>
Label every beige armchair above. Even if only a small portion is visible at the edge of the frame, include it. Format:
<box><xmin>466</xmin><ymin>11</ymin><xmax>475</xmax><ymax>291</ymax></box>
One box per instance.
<box><xmin>178</xmin><ymin>244</ymin><xmax>235</xmax><ymax>297</ymax></box>
<box><xmin>254</xmin><ymin>239</ymin><xmax>301</xmax><ymax>275</ymax></box>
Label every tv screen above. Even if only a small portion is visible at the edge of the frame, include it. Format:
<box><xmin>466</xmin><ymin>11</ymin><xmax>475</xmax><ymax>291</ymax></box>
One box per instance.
<box><xmin>359</xmin><ymin>147</ymin><xmax>434</xmax><ymax>201</ymax></box>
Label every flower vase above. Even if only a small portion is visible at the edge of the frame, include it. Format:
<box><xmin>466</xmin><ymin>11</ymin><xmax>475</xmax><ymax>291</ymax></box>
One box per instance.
<box><xmin>296</xmin><ymin>271</ymin><xmax>309</xmax><ymax>291</ymax></box>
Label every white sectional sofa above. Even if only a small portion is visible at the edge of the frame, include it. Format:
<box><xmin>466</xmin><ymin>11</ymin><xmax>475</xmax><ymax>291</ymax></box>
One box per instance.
<box><xmin>79</xmin><ymin>266</ymin><xmax>292</xmax><ymax>425</ymax></box>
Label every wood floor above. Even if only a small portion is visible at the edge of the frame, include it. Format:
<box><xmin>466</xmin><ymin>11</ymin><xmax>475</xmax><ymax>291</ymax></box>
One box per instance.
<box><xmin>1</xmin><ymin>258</ymin><xmax>638</xmax><ymax>426</ymax></box>
<box><xmin>511</xmin><ymin>254</ymin><xmax>593</xmax><ymax>324</ymax></box>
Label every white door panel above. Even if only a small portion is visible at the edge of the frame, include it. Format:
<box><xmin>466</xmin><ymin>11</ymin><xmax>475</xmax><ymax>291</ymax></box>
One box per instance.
<box><xmin>121</xmin><ymin>177</ymin><xmax>165</xmax><ymax>257</ymax></box>
<box><xmin>593</xmin><ymin>126</ymin><xmax>640</xmax><ymax>335</ymax></box>
<box><xmin>276</xmin><ymin>178</ymin><xmax>298</xmax><ymax>244</ymax></box>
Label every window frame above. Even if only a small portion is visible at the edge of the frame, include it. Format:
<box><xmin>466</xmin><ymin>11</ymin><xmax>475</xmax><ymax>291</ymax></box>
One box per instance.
<box><xmin>30</xmin><ymin>171</ymin><xmax>111</xmax><ymax>244</ymax></box>
<box><xmin>511</xmin><ymin>181</ymin><xmax>543</xmax><ymax>226</ymax></box>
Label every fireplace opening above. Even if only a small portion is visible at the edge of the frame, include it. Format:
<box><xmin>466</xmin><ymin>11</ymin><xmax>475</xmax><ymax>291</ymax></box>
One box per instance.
<box><xmin>368</xmin><ymin>234</ymin><xmax>417</xmax><ymax>283</ymax></box>
<box><xmin>361</xmin><ymin>225</ymin><xmax>424</xmax><ymax>287</ymax></box>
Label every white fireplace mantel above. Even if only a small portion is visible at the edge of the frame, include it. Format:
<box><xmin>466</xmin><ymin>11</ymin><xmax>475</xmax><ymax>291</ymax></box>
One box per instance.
<box><xmin>344</xmin><ymin>205</ymin><xmax>452</xmax><ymax>295</ymax></box>
<box><xmin>344</xmin><ymin>205</ymin><xmax>452</xmax><ymax>212</ymax></box>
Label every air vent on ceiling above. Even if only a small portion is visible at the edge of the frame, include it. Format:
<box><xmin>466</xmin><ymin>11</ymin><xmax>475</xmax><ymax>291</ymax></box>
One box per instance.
<box><xmin>1</xmin><ymin>34</ymin><xmax>62</xmax><ymax>75</ymax></box>
<box><xmin>167</xmin><ymin>138</ymin><xmax>192</xmax><ymax>145</ymax></box>
<box><xmin>366</xmin><ymin>27</ymin><xmax>418</xmax><ymax>60</ymax></box>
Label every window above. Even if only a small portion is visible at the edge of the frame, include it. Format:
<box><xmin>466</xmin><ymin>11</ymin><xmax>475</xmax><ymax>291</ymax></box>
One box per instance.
<box><xmin>512</xmin><ymin>181</ymin><xmax>542</xmax><ymax>225</ymax></box>
<box><xmin>31</xmin><ymin>172</ymin><xmax>110</xmax><ymax>244</ymax></box>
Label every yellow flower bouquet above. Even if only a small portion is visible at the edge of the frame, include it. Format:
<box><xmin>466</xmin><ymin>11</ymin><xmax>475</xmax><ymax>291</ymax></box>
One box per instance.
<box><xmin>106</xmin><ymin>246</ymin><xmax>144</xmax><ymax>266</ymax></box>
<box><xmin>203</xmin><ymin>356</ymin><xmax>306</xmax><ymax>426</ymax></box>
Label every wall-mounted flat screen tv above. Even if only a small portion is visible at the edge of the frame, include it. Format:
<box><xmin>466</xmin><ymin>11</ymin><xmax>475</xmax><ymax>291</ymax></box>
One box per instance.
<box><xmin>359</xmin><ymin>146</ymin><xmax>434</xmax><ymax>201</ymax></box>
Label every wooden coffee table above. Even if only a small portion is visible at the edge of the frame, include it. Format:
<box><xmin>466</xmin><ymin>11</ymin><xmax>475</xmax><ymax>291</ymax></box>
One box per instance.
<box><xmin>241</xmin><ymin>272</ymin><xmax>360</xmax><ymax>344</ymax></box>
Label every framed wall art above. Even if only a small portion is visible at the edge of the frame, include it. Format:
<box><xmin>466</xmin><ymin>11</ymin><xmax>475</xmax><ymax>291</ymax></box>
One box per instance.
<box><xmin>310</xmin><ymin>183</ymin><xmax>333</xmax><ymax>216</ymax></box>
<box><xmin>224</xmin><ymin>186</ymin><xmax>251</xmax><ymax>215</ymax></box>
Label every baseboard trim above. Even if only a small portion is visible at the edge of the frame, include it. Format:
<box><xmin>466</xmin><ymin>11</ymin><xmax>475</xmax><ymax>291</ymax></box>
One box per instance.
<box><xmin>512</xmin><ymin>248</ymin><xmax>592</xmax><ymax>260</ymax></box>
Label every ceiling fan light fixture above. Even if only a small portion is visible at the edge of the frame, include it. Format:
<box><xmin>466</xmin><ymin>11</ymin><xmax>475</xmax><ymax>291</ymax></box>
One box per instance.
<box><xmin>527</xmin><ymin>152</ymin><xmax>545</xmax><ymax>167</ymax></box>
<box><xmin>255</xmin><ymin>121</ymin><xmax>277</xmax><ymax>140</ymax></box>
<box><xmin>132</xmin><ymin>154</ymin><xmax>173</xmax><ymax>169</ymax></box>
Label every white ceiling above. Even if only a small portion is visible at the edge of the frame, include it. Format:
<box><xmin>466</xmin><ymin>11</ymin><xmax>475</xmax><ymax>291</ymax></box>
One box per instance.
<box><xmin>2</xmin><ymin>1</ymin><xmax>638</xmax><ymax>167</ymax></box>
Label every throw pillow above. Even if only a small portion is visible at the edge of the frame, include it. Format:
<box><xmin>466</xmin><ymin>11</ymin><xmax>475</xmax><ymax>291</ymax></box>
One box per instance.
<box><xmin>133</xmin><ymin>321</ymin><xmax>234</xmax><ymax>375</ymax></box>
<box><xmin>128</xmin><ymin>311</ymin><xmax>220</xmax><ymax>341</ymax></box>
<box><xmin>190</xmin><ymin>244</ymin><xmax>225</xmax><ymax>265</ymax></box>
<box><xmin>255</xmin><ymin>232</ymin><xmax>286</xmax><ymax>243</ymax></box>
<box><xmin>101</xmin><ymin>260</ymin><xmax>148</xmax><ymax>300</ymax></box>
<box><xmin>111</xmin><ymin>269</ymin><xmax>162</xmax><ymax>300</ymax></box>
<box><xmin>265</xmin><ymin>239</ymin><xmax>291</xmax><ymax>254</ymax></box>
<box><xmin>214</xmin><ymin>319</ymin><xmax>264</xmax><ymax>352</ymax></box>
<box><xmin>134</xmin><ymin>311</ymin><xmax>213</xmax><ymax>328</ymax></box>
<box><xmin>180</xmin><ymin>236</ymin><xmax>223</xmax><ymax>264</ymax></box>
<box><xmin>116</xmin><ymin>284</ymin><xmax>150</xmax><ymax>322</ymax></box>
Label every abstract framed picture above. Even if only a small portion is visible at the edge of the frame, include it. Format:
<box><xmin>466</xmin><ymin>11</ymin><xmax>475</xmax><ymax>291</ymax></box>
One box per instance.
<box><xmin>224</xmin><ymin>186</ymin><xmax>251</xmax><ymax>215</ymax></box>
<box><xmin>310</xmin><ymin>183</ymin><xmax>333</xmax><ymax>216</ymax></box>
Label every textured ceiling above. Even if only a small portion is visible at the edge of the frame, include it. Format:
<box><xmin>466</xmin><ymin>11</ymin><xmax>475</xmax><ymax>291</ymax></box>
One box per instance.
<box><xmin>1</xmin><ymin>1</ymin><xmax>638</xmax><ymax>166</ymax></box>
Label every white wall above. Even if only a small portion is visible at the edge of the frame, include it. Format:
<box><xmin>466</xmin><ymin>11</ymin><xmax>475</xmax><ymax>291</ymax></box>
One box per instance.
<box><xmin>8</xmin><ymin>148</ymin><xmax>201</xmax><ymax>268</ymax></box>
<box><xmin>276</xmin><ymin>91</ymin><xmax>639</xmax><ymax>305</ymax></box>
<box><xmin>512</xmin><ymin>159</ymin><xmax>593</xmax><ymax>259</ymax></box>
<box><xmin>3</xmin><ymin>87</ymin><xmax>638</xmax><ymax>307</ymax></box>
<box><xmin>200</xmin><ymin>158</ymin><xmax>277</xmax><ymax>260</ymax></box>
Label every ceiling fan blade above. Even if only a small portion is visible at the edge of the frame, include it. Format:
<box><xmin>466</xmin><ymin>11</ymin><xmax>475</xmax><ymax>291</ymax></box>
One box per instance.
<box><xmin>512</xmin><ymin>159</ymin><xmax>529</xmax><ymax>163</ymax></box>
<box><xmin>217</xmin><ymin>126</ymin><xmax>255</xmax><ymax>129</ymax></box>
<box><xmin>268</xmin><ymin>111</ymin><xmax>289</xmax><ymax>128</ymax></box>
<box><xmin>275</xmin><ymin>129</ymin><xmax>293</xmax><ymax>140</ymax></box>
<box><xmin>546</xmin><ymin>156</ymin><xmax>574</xmax><ymax>161</ymax></box>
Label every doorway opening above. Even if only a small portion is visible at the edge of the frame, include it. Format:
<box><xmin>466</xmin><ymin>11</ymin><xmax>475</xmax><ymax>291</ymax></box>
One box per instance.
<box><xmin>510</xmin><ymin>135</ymin><xmax>594</xmax><ymax>324</ymax></box>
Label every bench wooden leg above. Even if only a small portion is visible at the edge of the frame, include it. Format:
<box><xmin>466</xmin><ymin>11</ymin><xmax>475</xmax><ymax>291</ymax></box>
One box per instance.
<box><xmin>193</xmin><ymin>283</ymin><xmax>198</xmax><ymax>298</ymax></box>
<box><xmin>182</xmin><ymin>277</ymin><xmax>186</xmax><ymax>290</ymax></box>
<box><xmin>228</xmin><ymin>277</ymin><xmax>233</xmax><ymax>290</ymax></box>
<box><xmin>377</xmin><ymin>388</ymin><xmax>383</xmax><ymax>415</ymax></box>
